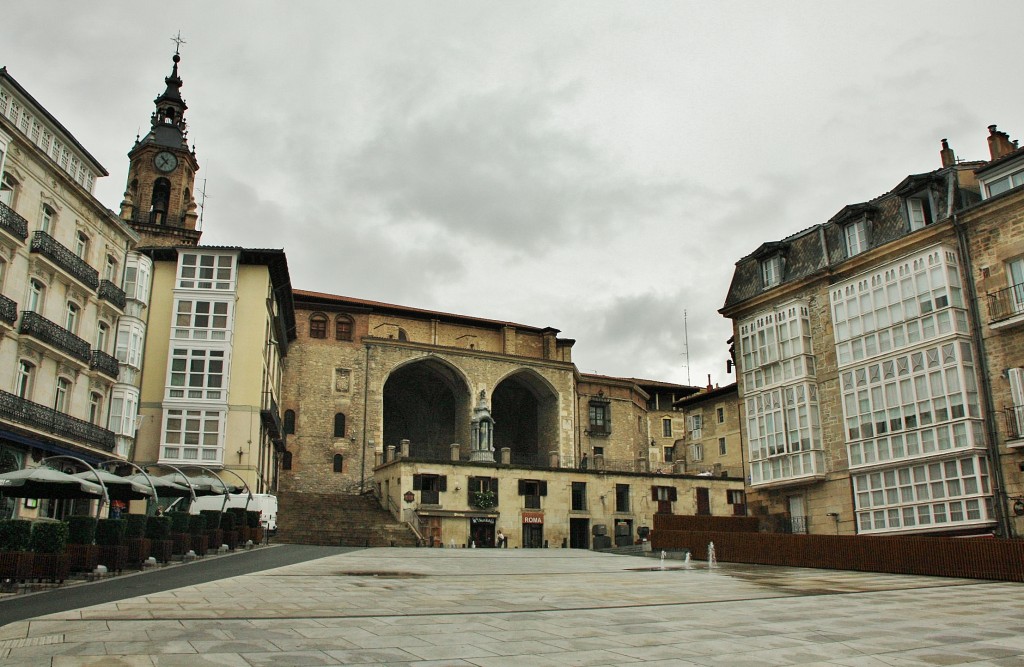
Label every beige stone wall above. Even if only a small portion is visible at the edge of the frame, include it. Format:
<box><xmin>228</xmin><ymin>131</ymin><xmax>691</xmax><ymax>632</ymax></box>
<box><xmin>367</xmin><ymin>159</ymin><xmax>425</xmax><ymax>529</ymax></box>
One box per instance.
<box><xmin>374</xmin><ymin>459</ymin><xmax>745</xmax><ymax>548</ymax></box>
<box><xmin>673</xmin><ymin>387</ymin><xmax>745</xmax><ymax>479</ymax></box>
<box><xmin>963</xmin><ymin>187</ymin><xmax>1024</xmax><ymax>537</ymax></box>
<box><xmin>282</xmin><ymin>304</ymin><xmax>578</xmax><ymax>496</ymax></box>
<box><xmin>577</xmin><ymin>378</ymin><xmax>648</xmax><ymax>467</ymax></box>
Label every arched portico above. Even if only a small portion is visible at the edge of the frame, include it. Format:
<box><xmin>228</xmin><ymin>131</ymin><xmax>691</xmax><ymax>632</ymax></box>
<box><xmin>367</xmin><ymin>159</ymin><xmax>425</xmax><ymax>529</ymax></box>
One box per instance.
<box><xmin>382</xmin><ymin>357</ymin><xmax>472</xmax><ymax>459</ymax></box>
<box><xmin>492</xmin><ymin>369</ymin><xmax>560</xmax><ymax>465</ymax></box>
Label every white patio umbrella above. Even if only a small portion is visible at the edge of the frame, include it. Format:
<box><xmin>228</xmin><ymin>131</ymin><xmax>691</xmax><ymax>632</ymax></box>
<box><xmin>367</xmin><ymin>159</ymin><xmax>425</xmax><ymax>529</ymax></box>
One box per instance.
<box><xmin>72</xmin><ymin>470</ymin><xmax>153</xmax><ymax>502</ymax></box>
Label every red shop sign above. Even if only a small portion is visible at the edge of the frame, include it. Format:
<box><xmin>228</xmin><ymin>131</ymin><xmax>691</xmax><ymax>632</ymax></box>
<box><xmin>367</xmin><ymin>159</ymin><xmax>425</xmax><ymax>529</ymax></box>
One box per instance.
<box><xmin>521</xmin><ymin>512</ymin><xmax>544</xmax><ymax>524</ymax></box>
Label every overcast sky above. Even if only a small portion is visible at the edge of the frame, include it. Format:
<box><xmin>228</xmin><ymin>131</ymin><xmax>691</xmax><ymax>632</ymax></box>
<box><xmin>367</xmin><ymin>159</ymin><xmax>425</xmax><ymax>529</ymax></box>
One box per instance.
<box><xmin>3</xmin><ymin>2</ymin><xmax>1023</xmax><ymax>387</ymax></box>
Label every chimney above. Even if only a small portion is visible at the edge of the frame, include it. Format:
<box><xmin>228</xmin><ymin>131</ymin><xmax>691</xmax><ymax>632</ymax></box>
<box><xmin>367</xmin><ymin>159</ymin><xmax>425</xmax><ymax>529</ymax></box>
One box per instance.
<box><xmin>706</xmin><ymin>374</ymin><xmax>713</xmax><ymax>391</ymax></box>
<box><xmin>987</xmin><ymin>125</ymin><xmax>1019</xmax><ymax>161</ymax></box>
<box><xmin>939</xmin><ymin>138</ymin><xmax>956</xmax><ymax>168</ymax></box>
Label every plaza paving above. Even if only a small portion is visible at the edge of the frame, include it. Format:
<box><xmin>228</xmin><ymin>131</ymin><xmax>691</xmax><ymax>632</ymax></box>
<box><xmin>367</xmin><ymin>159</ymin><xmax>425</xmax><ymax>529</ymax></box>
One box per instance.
<box><xmin>1</xmin><ymin>547</ymin><xmax>1022</xmax><ymax>666</ymax></box>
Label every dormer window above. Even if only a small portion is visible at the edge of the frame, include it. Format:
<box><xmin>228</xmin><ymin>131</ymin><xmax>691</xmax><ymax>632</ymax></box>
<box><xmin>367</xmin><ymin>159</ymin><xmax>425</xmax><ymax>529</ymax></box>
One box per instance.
<box><xmin>907</xmin><ymin>196</ymin><xmax>932</xmax><ymax>231</ymax></box>
<box><xmin>761</xmin><ymin>255</ymin><xmax>782</xmax><ymax>288</ymax></box>
<box><xmin>844</xmin><ymin>219</ymin><xmax>868</xmax><ymax>257</ymax></box>
<box><xmin>980</xmin><ymin>164</ymin><xmax>1024</xmax><ymax>199</ymax></box>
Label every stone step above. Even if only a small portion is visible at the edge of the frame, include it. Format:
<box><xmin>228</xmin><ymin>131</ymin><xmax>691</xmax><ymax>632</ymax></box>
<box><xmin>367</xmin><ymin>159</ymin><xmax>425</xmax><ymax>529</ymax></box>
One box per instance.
<box><xmin>275</xmin><ymin>491</ymin><xmax>419</xmax><ymax>547</ymax></box>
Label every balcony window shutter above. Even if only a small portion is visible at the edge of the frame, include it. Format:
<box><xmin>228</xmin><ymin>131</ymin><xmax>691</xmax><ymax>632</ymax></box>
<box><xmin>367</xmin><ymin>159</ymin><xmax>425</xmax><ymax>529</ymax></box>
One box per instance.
<box><xmin>539</xmin><ymin>481</ymin><xmax>547</xmax><ymax>496</ymax></box>
<box><xmin>518</xmin><ymin>479</ymin><xmax>527</xmax><ymax>495</ymax></box>
<box><xmin>489</xmin><ymin>477</ymin><xmax>499</xmax><ymax>494</ymax></box>
<box><xmin>467</xmin><ymin>477</ymin><xmax>475</xmax><ymax>503</ymax></box>
<box><xmin>412</xmin><ymin>474</ymin><xmax>422</xmax><ymax>491</ymax></box>
<box><xmin>439</xmin><ymin>476</ymin><xmax>447</xmax><ymax>492</ymax></box>
<box><xmin>651</xmin><ymin>486</ymin><xmax>658</xmax><ymax>500</ymax></box>
<box><xmin>669</xmin><ymin>487</ymin><xmax>678</xmax><ymax>502</ymax></box>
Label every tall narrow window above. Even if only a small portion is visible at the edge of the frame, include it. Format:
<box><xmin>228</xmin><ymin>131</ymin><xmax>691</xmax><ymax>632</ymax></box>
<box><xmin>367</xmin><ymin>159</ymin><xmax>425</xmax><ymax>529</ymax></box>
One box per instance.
<box><xmin>333</xmin><ymin>453</ymin><xmax>343</xmax><ymax>473</ymax></box>
<box><xmin>15</xmin><ymin>360</ymin><xmax>34</xmax><ymax>399</ymax></box>
<box><xmin>74</xmin><ymin>231</ymin><xmax>89</xmax><ymax>259</ymax></box>
<box><xmin>761</xmin><ymin>256</ymin><xmax>782</xmax><ymax>288</ymax></box>
<box><xmin>0</xmin><ymin>172</ymin><xmax>16</xmax><ymax>207</ymax></box>
<box><xmin>333</xmin><ymin>412</ymin><xmax>346</xmax><ymax>438</ymax></box>
<box><xmin>615</xmin><ymin>484</ymin><xmax>630</xmax><ymax>512</ymax></box>
<box><xmin>283</xmin><ymin>409</ymin><xmax>296</xmax><ymax>434</ymax></box>
<box><xmin>150</xmin><ymin>177</ymin><xmax>171</xmax><ymax>224</ymax></box>
<box><xmin>335</xmin><ymin>315</ymin><xmax>353</xmax><ymax>341</ymax></box>
<box><xmin>282</xmin><ymin>451</ymin><xmax>293</xmax><ymax>470</ymax></box>
<box><xmin>65</xmin><ymin>302</ymin><xmax>80</xmax><ymax>333</ymax></box>
<box><xmin>844</xmin><ymin>220</ymin><xmax>867</xmax><ymax>256</ymax></box>
<box><xmin>661</xmin><ymin>418</ymin><xmax>672</xmax><ymax>437</ymax></box>
<box><xmin>27</xmin><ymin>279</ymin><xmax>45</xmax><ymax>313</ymax></box>
<box><xmin>571</xmin><ymin>482</ymin><xmax>587</xmax><ymax>510</ymax></box>
<box><xmin>104</xmin><ymin>255</ymin><xmax>118</xmax><ymax>283</ymax></box>
<box><xmin>309</xmin><ymin>314</ymin><xmax>327</xmax><ymax>339</ymax></box>
<box><xmin>96</xmin><ymin>321</ymin><xmax>109</xmax><ymax>353</ymax></box>
<box><xmin>54</xmin><ymin>377</ymin><xmax>71</xmax><ymax>413</ymax></box>
<box><xmin>89</xmin><ymin>392</ymin><xmax>104</xmax><ymax>425</ymax></box>
<box><xmin>40</xmin><ymin>204</ymin><xmax>55</xmax><ymax>234</ymax></box>
<box><xmin>908</xmin><ymin>197</ymin><xmax>932</xmax><ymax>231</ymax></box>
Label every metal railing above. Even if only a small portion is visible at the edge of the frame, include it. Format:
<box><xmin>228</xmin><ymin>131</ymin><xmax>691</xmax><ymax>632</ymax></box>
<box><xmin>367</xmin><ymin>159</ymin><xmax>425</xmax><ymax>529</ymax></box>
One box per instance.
<box><xmin>97</xmin><ymin>279</ymin><xmax>126</xmax><ymax>310</ymax></box>
<box><xmin>0</xmin><ymin>201</ymin><xmax>28</xmax><ymax>240</ymax></box>
<box><xmin>19</xmin><ymin>311</ymin><xmax>91</xmax><ymax>363</ymax></box>
<box><xmin>89</xmin><ymin>349</ymin><xmax>120</xmax><ymax>379</ymax></box>
<box><xmin>259</xmin><ymin>395</ymin><xmax>284</xmax><ymax>449</ymax></box>
<box><xmin>0</xmin><ymin>389</ymin><xmax>115</xmax><ymax>452</ymax></box>
<box><xmin>988</xmin><ymin>282</ymin><xmax>1024</xmax><ymax>323</ymax></box>
<box><xmin>0</xmin><ymin>294</ymin><xmax>16</xmax><ymax>325</ymax></box>
<box><xmin>30</xmin><ymin>231</ymin><xmax>99</xmax><ymax>289</ymax></box>
<box><xmin>1005</xmin><ymin>405</ymin><xmax>1024</xmax><ymax>441</ymax></box>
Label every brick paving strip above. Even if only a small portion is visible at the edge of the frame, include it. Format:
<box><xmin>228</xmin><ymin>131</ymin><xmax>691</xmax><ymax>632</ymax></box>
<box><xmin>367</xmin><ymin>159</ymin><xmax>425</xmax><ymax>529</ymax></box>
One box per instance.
<box><xmin>0</xmin><ymin>548</ymin><xmax>1022</xmax><ymax>666</ymax></box>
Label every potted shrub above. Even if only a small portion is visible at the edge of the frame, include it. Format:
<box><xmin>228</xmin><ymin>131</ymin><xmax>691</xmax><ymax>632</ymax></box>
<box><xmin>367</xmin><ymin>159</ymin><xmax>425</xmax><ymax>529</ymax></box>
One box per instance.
<box><xmin>125</xmin><ymin>514</ymin><xmax>151</xmax><ymax>567</ymax></box>
<box><xmin>146</xmin><ymin>515</ymin><xmax>173</xmax><ymax>563</ymax></box>
<box><xmin>200</xmin><ymin>510</ymin><xmax>223</xmax><ymax>552</ymax></box>
<box><xmin>169</xmin><ymin>511</ymin><xmax>191</xmax><ymax>555</ymax></box>
<box><xmin>188</xmin><ymin>513</ymin><xmax>208</xmax><ymax>556</ymax></box>
<box><xmin>95</xmin><ymin>518</ymin><xmax>127</xmax><ymax>573</ymax></box>
<box><xmin>228</xmin><ymin>507</ymin><xmax>248</xmax><ymax>541</ymax></box>
<box><xmin>220</xmin><ymin>511</ymin><xmax>239</xmax><ymax>550</ymax></box>
<box><xmin>66</xmin><ymin>515</ymin><xmax>99</xmax><ymax>573</ymax></box>
<box><xmin>30</xmin><ymin>520</ymin><xmax>70</xmax><ymax>583</ymax></box>
<box><xmin>0</xmin><ymin>519</ymin><xmax>34</xmax><ymax>583</ymax></box>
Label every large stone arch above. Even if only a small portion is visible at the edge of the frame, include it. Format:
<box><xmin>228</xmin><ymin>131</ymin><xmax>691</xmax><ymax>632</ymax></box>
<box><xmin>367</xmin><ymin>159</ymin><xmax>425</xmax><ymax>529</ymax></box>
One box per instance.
<box><xmin>491</xmin><ymin>368</ymin><xmax>560</xmax><ymax>465</ymax></box>
<box><xmin>382</xmin><ymin>356</ymin><xmax>472</xmax><ymax>459</ymax></box>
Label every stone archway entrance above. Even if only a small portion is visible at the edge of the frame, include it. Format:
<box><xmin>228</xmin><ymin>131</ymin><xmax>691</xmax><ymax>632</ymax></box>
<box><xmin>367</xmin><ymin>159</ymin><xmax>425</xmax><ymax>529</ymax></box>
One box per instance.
<box><xmin>383</xmin><ymin>358</ymin><xmax>471</xmax><ymax>459</ymax></box>
<box><xmin>492</xmin><ymin>370</ymin><xmax>559</xmax><ymax>465</ymax></box>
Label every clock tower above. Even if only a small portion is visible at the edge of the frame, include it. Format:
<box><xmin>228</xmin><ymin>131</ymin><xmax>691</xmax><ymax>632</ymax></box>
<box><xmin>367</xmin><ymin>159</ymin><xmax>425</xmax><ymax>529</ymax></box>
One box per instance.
<box><xmin>120</xmin><ymin>47</ymin><xmax>201</xmax><ymax>247</ymax></box>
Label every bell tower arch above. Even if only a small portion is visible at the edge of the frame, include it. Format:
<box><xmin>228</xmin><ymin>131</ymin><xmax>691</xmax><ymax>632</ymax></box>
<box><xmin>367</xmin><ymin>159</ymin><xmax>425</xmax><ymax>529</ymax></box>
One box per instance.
<box><xmin>120</xmin><ymin>39</ymin><xmax>201</xmax><ymax>247</ymax></box>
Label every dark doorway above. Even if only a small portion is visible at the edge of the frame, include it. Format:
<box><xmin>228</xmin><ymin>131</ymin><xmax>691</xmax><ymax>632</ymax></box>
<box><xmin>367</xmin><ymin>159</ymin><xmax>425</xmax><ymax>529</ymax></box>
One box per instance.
<box><xmin>569</xmin><ymin>518</ymin><xmax>590</xmax><ymax>549</ymax></box>
<box><xmin>522</xmin><ymin>523</ymin><xmax>543</xmax><ymax>548</ymax></box>
<box><xmin>383</xmin><ymin>359</ymin><xmax>470</xmax><ymax>459</ymax></box>
<box><xmin>696</xmin><ymin>487</ymin><xmax>711</xmax><ymax>515</ymax></box>
<box><xmin>470</xmin><ymin>517</ymin><xmax>495</xmax><ymax>547</ymax></box>
<box><xmin>492</xmin><ymin>370</ymin><xmax>558</xmax><ymax>466</ymax></box>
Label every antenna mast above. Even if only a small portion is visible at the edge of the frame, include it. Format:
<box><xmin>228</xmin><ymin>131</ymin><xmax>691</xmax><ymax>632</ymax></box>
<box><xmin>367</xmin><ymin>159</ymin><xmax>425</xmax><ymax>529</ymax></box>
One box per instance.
<box><xmin>197</xmin><ymin>176</ymin><xmax>209</xmax><ymax>231</ymax></box>
<box><xmin>683</xmin><ymin>309</ymin><xmax>691</xmax><ymax>385</ymax></box>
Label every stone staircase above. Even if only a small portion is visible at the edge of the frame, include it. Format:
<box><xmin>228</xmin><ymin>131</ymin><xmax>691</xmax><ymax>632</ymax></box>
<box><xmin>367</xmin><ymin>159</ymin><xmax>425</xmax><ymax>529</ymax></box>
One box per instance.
<box><xmin>274</xmin><ymin>491</ymin><xmax>420</xmax><ymax>547</ymax></box>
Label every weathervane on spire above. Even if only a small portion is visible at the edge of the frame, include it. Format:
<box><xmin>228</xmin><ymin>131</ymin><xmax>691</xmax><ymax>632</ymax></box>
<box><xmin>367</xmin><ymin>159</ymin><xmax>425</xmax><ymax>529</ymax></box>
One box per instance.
<box><xmin>171</xmin><ymin>31</ymin><xmax>186</xmax><ymax>55</ymax></box>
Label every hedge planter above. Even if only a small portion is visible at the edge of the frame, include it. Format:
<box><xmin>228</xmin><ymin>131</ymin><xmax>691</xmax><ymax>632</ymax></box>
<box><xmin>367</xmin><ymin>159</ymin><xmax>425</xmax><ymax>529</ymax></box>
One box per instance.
<box><xmin>151</xmin><ymin>539</ymin><xmax>173</xmax><ymax>564</ymax></box>
<box><xmin>0</xmin><ymin>551</ymin><xmax>33</xmax><ymax>582</ymax></box>
<box><xmin>30</xmin><ymin>521</ymin><xmax>69</xmax><ymax>555</ymax></box>
<box><xmin>0</xmin><ymin>519</ymin><xmax>32</xmax><ymax>552</ymax></box>
<box><xmin>146</xmin><ymin>516</ymin><xmax>172</xmax><ymax>542</ymax></box>
<box><xmin>170</xmin><ymin>532</ymin><xmax>192</xmax><ymax>555</ymax></box>
<box><xmin>254</xmin><ymin>526</ymin><xmax>265</xmax><ymax>544</ymax></box>
<box><xmin>66</xmin><ymin>544</ymin><xmax>100</xmax><ymax>573</ymax></box>
<box><xmin>224</xmin><ymin>530</ymin><xmax>239</xmax><ymax>550</ymax></box>
<box><xmin>205</xmin><ymin>529</ymin><xmax>224</xmax><ymax>551</ymax></box>
<box><xmin>98</xmin><ymin>545</ymin><xmax>128</xmax><ymax>573</ymax></box>
<box><xmin>126</xmin><ymin>537</ymin><xmax>152</xmax><ymax>567</ymax></box>
<box><xmin>31</xmin><ymin>553</ymin><xmax>70</xmax><ymax>583</ymax></box>
<box><xmin>191</xmin><ymin>533</ymin><xmax>209</xmax><ymax>557</ymax></box>
<box><xmin>67</xmin><ymin>516</ymin><xmax>98</xmax><ymax>546</ymax></box>
<box><xmin>95</xmin><ymin>519</ymin><xmax>126</xmax><ymax>547</ymax></box>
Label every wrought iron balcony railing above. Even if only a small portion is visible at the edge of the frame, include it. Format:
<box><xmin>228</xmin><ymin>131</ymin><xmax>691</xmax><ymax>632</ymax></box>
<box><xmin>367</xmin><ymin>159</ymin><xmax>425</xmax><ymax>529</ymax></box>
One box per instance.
<box><xmin>0</xmin><ymin>201</ymin><xmax>28</xmax><ymax>241</ymax></box>
<box><xmin>988</xmin><ymin>282</ymin><xmax>1024</xmax><ymax>323</ymax></box>
<box><xmin>1005</xmin><ymin>405</ymin><xmax>1024</xmax><ymax>441</ymax></box>
<box><xmin>0</xmin><ymin>294</ymin><xmax>16</xmax><ymax>326</ymax></box>
<box><xmin>0</xmin><ymin>389</ymin><xmax>115</xmax><ymax>452</ymax></box>
<box><xmin>260</xmin><ymin>395</ymin><xmax>284</xmax><ymax>448</ymax></box>
<box><xmin>97</xmin><ymin>279</ymin><xmax>126</xmax><ymax>310</ymax></box>
<box><xmin>30</xmin><ymin>231</ymin><xmax>99</xmax><ymax>289</ymax></box>
<box><xmin>89</xmin><ymin>349</ymin><xmax>120</xmax><ymax>379</ymax></box>
<box><xmin>19</xmin><ymin>310</ymin><xmax>91</xmax><ymax>363</ymax></box>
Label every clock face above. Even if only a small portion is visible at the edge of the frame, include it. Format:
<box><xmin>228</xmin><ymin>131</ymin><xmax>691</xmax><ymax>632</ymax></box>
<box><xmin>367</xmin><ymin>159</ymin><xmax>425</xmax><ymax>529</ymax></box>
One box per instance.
<box><xmin>154</xmin><ymin>151</ymin><xmax>178</xmax><ymax>173</ymax></box>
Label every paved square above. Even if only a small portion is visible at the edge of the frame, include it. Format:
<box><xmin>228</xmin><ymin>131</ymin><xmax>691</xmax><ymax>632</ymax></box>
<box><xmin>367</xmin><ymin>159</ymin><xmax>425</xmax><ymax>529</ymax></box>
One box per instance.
<box><xmin>1</xmin><ymin>548</ymin><xmax>1021</xmax><ymax>665</ymax></box>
